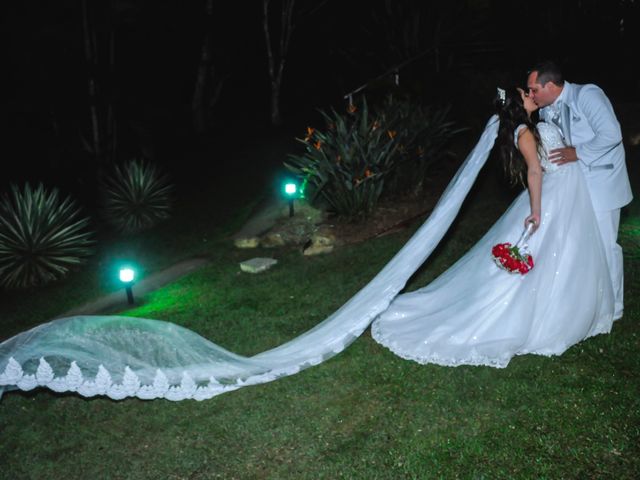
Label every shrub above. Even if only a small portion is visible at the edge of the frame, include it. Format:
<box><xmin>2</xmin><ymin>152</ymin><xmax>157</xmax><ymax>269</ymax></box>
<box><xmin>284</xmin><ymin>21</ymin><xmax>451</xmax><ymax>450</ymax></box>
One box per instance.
<box><xmin>376</xmin><ymin>95</ymin><xmax>463</xmax><ymax>196</ymax></box>
<box><xmin>285</xmin><ymin>98</ymin><xmax>399</xmax><ymax>220</ymax></box>
<box><xmin>100</xmin><ymin>158</ymin><xmax>173</xmax><ymax>233</ymax></box>
<box><xmin>285</xmin><ymin>96</ymin><xmax>462</xmax><ymax>220</ymax></box>
<box><xmin>0</xmin><ymin>183</ymin><xmax>94</xmax><ymax>288</ymax></box>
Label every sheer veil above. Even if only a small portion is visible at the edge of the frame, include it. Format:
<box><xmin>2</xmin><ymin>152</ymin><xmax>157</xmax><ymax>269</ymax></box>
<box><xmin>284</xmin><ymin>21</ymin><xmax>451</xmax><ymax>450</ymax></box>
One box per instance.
<box><xmin>0</xmin><ymin>116</ymin><xmax>500</xmax><ymax>401</ymax></box>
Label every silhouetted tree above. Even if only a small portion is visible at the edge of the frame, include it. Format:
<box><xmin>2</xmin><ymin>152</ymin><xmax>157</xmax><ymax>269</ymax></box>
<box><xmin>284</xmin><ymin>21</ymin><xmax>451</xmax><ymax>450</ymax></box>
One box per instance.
<box><xmin>81</xmin><ymin>0</ymin><xmax>117</xmax><ymax>168</ymax></box>
<box><xmin>192</xmin><ymin>0</ymin><xmax>226</xmax><ymax>134</ymax></box>
<box><xmin>262</xmin><ymin>0</ymin><xmax>328</xmax><ymax>127</ymax></box>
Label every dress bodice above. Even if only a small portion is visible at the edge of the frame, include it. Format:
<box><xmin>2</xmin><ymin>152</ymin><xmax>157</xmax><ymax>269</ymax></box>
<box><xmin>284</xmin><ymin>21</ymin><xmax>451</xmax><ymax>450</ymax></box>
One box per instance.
<box><xmin>536</xmin><ymin>122</ymin><xmax>565</xmax><ymax>173</ymax></box>
<box><xmin>515</xmin><ymin>122</ymin><xmax>565</xmax><ymax>173</ymax></box>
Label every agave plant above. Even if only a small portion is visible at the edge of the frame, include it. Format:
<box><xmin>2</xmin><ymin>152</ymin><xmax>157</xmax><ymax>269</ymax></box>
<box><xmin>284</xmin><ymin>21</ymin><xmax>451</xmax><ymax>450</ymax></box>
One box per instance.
<box><xmin>100</xmin><ymin>158</ymin><xmax>173</xmax><ymax>233</ymax></box>
<box><xmin>0</xmin><ymin>183</ymin><xmax>94</xmax><ymax>289</ymax></box>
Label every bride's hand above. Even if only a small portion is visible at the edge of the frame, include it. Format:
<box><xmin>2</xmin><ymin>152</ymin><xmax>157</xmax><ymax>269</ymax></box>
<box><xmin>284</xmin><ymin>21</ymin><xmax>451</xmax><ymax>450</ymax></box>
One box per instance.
<box><xmin>524</xmin><ymin>214</ymin><xmax>540</xmax><ymax>233</ymax></box>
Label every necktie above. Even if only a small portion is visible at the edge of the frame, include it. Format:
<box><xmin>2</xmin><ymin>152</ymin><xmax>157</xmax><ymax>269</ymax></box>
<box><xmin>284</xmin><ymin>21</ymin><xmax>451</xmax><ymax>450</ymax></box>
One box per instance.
<box><xmin>548</xmin><ymin>102</ymin><xmax>571</xmax><ymax>143</ymax></box>
<box><xmin>559</xmin><ymin>102</ymin><xmax>572</xmax><ymax>143</ymax></box>
<box><xmin>550</xmin><ymin>102</ymin><xmax>562</xmax><ymax>129</ymax></box>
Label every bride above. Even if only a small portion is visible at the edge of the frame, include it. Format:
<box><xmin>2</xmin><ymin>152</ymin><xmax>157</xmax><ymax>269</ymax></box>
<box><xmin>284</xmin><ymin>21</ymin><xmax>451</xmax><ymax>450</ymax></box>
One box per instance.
<box><xmin>0</xmin><ymin>89</ymin><xmax>617</xmax><ymax>401</ymax></box>
<box><xmin>371</xmin><ymin>87</ymin><xmax>615</xmax><ymax>367</ymax></box>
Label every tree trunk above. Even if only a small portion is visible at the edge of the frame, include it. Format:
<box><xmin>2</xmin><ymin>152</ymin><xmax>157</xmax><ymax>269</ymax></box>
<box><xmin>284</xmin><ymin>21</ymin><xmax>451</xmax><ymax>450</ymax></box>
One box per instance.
<box><xmin>107</xmin><ymin>21</ymin><xmax>117</xmax><ymax>164</ymax></box>
<box><xmin>192</xmin><ymin>45</ymin><xmax>210</xmax><ymax>134</ymax></box>
<box><xmin>80</xmin><ymin>0</ymin><xmax>119</xmax><ymax>171</ymax></box>
<box><xmin>262</xmin><ymin>0</ymin><xmax>327</xmax><ymax>127</ymax></box>
<box><xmin>82</xmin><ymin>0</ymin><xmax>102</xmax><ymax>164</ymax></box>
<box><xmin>192</xmin><ymin>0</ymin><xmax>213</xmax><ymax>134</ymax></box>
<box><xmin>270</xmin><ymin>80</ymin><xmax>282</xmax><ymax>127</ymax></box>
<box><xmin>262</xmin><ymin>0</ymin><xmax>295</xmax><ymax>127</ymax></box>
<box><xmin>192</xmin><ymin>0</ymin><xmax>226</xmax><ymax>134</ymax></box>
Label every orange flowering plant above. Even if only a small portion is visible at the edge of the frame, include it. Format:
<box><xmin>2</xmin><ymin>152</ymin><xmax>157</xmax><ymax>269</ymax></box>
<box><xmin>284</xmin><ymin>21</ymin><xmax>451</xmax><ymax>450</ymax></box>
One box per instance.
<box><xmin>285</xmin><ymin>97</ymin><xmax>399</xmax><ymax>219</ymax></box>
<box><xmin>285</xmin><ymin>96</ymin><xmax>462</xmax><ymax>219</ymax></box>
<box><xmin>378</xmin><ymin>96</ymin><xmax>463</xmax><ymax>196</ymax></box>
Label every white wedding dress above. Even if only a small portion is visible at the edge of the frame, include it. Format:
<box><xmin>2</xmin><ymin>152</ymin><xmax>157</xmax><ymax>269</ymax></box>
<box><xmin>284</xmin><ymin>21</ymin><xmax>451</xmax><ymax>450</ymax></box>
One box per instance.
<box><xmin>371</xmin><ymin>122</ymin><xmax>615</xmax><ymax>367</ymax></box>
<box><xmin>0</xmin><ymin>118</ymin><xmax>616</xmax><ymax>401</ymax></box>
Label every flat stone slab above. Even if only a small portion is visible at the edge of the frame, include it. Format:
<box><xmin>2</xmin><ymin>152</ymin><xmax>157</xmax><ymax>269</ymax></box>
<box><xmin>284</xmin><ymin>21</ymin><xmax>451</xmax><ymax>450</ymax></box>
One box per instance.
<box><xmin>303</xmin><ymin>244</ymin><xmax>334</xmax><ymax>256</ymax></box>
<box><xmin>240</xmin><ymin>257</ymin><xmax>278</xmax><ymax>273</ymax></box>
<box><xmin>234</xmin><ymin>237</ymin><xmax>260</xmax><ymax>249</ymax></box>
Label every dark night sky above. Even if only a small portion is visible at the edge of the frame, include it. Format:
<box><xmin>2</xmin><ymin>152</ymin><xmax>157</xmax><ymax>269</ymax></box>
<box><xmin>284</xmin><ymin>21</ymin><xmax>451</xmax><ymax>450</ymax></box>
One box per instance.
<box><xmin>3</xmin><ymin>1</ymin><xmax>639</xmax><ymax>190</ymax></box>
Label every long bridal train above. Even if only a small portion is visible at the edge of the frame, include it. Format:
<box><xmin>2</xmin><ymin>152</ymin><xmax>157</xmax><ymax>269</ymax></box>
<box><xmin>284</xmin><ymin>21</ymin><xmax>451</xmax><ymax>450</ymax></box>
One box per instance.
<box><xmin>0</xmin><ymin>117</ymin><xmax>500</xmax><ymax>401</ymax></box>
<box><xmin>0</xmin><ymin>118</ymin><xmax>615</xmax><ymax>401</ymax></box>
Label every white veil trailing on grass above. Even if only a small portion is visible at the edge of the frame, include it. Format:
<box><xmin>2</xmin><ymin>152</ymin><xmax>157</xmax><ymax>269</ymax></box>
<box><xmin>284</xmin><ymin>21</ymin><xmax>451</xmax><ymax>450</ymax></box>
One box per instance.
<box><xmin>0</xmin><ymin>116</ymin><xmax>500</xmax><ymax>401</ymax></box>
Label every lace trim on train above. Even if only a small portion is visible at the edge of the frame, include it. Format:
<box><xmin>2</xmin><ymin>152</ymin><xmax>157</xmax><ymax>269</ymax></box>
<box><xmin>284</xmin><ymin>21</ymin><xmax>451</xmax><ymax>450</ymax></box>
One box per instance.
<box><xmin>0</xmin><ymin>356</ymin><xmax>328</xmax><ymax>401</ymax></box>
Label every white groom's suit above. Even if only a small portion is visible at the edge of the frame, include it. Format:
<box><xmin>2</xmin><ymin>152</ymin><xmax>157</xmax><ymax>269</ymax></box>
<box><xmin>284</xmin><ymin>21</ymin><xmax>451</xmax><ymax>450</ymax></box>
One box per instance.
<box><xmin>540</xmin><ymin>81</ymin><xmax>632</xmax><ymax>318</ymax></box>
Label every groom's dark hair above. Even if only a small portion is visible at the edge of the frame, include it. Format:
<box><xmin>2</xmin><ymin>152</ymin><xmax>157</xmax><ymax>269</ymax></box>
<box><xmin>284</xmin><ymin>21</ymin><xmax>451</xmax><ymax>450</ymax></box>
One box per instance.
<box><xmin>529</xmin><ymin>60</ymin><xmax>564</xmax><ymax>87</ymax></box>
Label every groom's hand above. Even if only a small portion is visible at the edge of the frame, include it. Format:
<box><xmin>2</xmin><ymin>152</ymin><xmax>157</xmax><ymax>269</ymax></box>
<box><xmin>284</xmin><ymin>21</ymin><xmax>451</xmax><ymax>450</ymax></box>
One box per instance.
<box><xmin>549</xmin><ymin>147</ymin><xmax>578</xmax><ymax>165</ymax></box>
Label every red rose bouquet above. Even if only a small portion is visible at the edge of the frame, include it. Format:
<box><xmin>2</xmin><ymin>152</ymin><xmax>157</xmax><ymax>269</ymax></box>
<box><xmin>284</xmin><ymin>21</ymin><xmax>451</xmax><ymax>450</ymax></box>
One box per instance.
<box><xmin>491</xmin><ymin>221</ymin><xmax>536</xmax><ymax>275</ymax></box>
<box><xmin>491</xmin><ymin>242</ymin><xmax>534</xmax><ymax>274</ymax></box>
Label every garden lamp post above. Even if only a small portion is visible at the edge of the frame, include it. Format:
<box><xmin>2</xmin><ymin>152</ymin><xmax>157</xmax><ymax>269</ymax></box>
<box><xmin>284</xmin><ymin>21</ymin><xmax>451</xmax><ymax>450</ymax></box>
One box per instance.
<box><xmin>119</xmin><ymin>267</ymin><xmax>136</xmax><ymax>305</ymax></box>
<box><xmin>284</xmin><ymin>181</ymin><xmax>297</xmax><ymax>217</ymax></box>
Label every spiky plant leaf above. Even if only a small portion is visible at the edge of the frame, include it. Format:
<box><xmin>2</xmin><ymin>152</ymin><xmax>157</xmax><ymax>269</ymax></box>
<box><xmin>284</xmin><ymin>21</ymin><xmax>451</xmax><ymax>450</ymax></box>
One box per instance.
<box><xmin>376</xmin><ymin>95</ymin><xmax>465</xmax><ymax>195</ymax></box>
<box><xmin>100</xmin><ymin>158</ymin><xmax>173</xmax><ymax>233</ymax></box>
<box><xmin>285</xmin><ymin>96</ymin><xmax>464</xmax><ymax>220</ymax></box>
<box><xmin>0</xmin><ymin>183</ymin><xmax>94</xmax><ymax>289</ymax></box>
<box><xmin>285</xmin><ymin>97</ymin><xmax>399</xmax><ymax>220</ymax></box>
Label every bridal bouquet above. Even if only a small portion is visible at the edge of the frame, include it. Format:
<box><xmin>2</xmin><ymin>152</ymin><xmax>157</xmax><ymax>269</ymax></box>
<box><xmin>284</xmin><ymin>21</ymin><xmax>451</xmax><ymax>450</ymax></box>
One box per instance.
<box><xmin>491</xmin><ymin>222</ymin><xmax>535</xmax><ymax>275</ymax></box>
<box><xmin>491</xmin><ymin>242</ymin><xmax>534</xmax><ymax>274</ymax></box>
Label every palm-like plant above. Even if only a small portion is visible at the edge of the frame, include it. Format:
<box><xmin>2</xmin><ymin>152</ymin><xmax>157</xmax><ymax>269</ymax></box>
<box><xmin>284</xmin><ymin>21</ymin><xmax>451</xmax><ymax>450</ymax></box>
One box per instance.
<box><xmin>0</xmin><ymin>183</ymin><xmax>94</xmax><ymax>289</ymax></box>
<box><xmin>100</xmin><ymin>158</ymin><xmax>173</xmax><ymax>233</ymax></box>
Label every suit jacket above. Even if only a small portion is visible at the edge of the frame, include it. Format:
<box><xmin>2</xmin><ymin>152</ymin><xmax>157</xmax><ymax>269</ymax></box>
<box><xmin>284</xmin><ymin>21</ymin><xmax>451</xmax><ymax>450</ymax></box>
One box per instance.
<box><xmin>539</xmin><ymin>81</ymin><xmax>632</xmax><ymax>211</ymax></box>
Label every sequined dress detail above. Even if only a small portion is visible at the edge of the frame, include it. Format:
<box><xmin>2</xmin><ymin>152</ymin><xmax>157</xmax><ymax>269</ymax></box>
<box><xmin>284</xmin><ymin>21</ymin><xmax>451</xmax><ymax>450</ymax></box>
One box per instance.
<box><xmin>372</xmin><ymin>122</ymin><xmax>614</xmax><ymax>367</ymax></box>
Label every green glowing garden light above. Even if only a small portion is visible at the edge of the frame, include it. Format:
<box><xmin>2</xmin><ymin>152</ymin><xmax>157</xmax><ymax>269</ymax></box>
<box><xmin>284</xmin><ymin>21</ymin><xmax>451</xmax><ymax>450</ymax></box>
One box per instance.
<box><xmin>283</xmin><ymin>181</ymin><xmax>298</xmax><ymax>217</ymax></box>
<box><xmin>119</xmin><ymin>266</ymin><xmax>136</xmax><ymax>305</ymax></box>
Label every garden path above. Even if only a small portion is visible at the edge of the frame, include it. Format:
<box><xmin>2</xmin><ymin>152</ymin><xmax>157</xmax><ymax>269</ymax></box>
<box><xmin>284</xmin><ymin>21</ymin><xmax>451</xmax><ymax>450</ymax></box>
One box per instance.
<box><xmin>57</xmin><ymin>257</ymin><xmax>210</xmax><ymax>317</ymax></box>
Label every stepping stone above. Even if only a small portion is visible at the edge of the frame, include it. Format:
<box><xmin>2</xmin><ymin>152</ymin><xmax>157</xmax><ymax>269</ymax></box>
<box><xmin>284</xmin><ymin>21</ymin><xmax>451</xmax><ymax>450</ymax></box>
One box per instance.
<box><xmin>234</xmin><ymin>237</ymin><xmax>260</xmax><ymax>249</ymax></box>
<box><xmin>240</xmin><ymin>257</ymin><xmax>278</xmax><ymax>274</ymax></box>
<box><xmin>303</xmin><ymin>244</ymin><xmax>334</xmax><ymax>256</ymax></box>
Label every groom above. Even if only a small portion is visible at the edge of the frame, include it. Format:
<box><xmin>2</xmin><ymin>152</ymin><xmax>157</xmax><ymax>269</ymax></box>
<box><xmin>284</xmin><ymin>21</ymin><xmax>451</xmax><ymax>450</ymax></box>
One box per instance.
<box><xmin>526</xmin><ymin>60</ymin><xmax>633</xmax><ymax>319</ymax></box>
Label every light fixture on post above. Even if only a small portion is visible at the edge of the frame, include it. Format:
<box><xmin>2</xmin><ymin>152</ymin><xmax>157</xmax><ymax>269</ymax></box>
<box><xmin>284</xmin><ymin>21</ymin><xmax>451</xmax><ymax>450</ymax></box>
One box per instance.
<box><xmin>119</xmin><ymin>266</ymin><xmax>136</xmax><ymax>305</ymax></box>
<box><xmin>283</xmin><ymin>181</ymin><xmax>298</xmax><ymax>217</ymax></box>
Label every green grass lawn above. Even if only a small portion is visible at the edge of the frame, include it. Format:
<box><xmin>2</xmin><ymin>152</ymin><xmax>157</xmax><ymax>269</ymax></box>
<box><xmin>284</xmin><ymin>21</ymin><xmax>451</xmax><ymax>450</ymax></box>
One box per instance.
<box><xmin>1</xmin><ymin>147</ymin><xmax>639</xmax><ymax>479</ymax></box>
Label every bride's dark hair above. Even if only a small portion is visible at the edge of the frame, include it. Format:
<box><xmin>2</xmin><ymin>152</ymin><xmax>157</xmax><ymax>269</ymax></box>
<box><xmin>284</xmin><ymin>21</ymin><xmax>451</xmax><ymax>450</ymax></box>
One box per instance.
<box><xmin>495</xmin><ymin>87</ymin><xmax>540</xmax><ymax>186</ymax></box>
